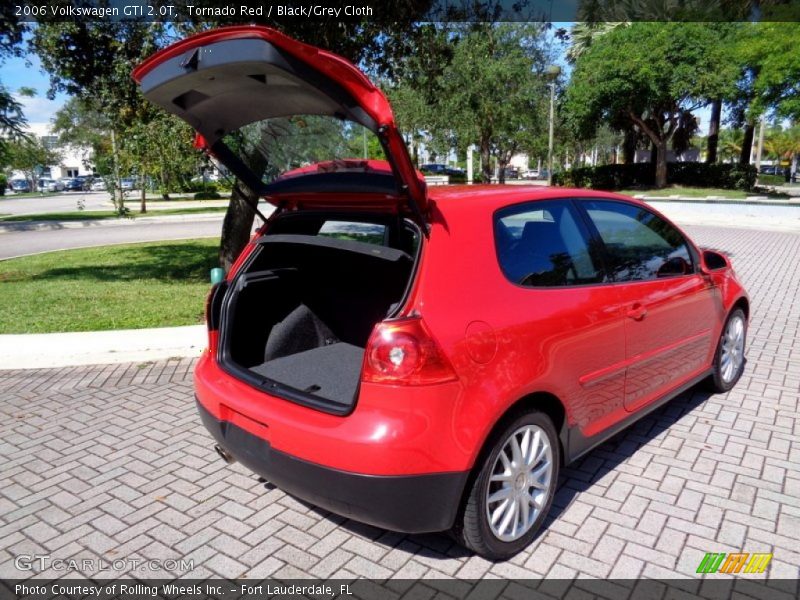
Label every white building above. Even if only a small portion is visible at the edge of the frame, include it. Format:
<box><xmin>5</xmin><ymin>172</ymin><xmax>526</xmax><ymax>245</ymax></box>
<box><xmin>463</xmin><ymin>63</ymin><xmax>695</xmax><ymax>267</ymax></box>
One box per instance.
<box><xmin>9</xmin><ymin>122</ymin><xmax>94</xmax><ymax>181</ymax></box>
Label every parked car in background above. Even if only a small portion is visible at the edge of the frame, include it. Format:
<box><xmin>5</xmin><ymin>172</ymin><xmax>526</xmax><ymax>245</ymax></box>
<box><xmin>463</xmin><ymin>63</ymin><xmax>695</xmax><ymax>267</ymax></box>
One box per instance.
<box><xmin>502</xmin><ymin>167</ymin><xmax>520</xmax><ymax>179</ymax></box>
<box><xmin>75</xmin><ymin>175</ymin><xmax>93</xmax><ymax>190</ymax></box>
<box><xmin>38</xmin><ymin>178</ymin><xmax>65</xmax><ymax>192</ymax></box>
<box><xmin>61</xmin><ymin>178</ymin><xmax>84</xmax><ymax>192</ymax></box>
<box><xmin>421</xmin><ymin>163</ymin><xmax>464</xmax><ymax>177</ymax></box>
<box><xmin>9</xmin><ymin>179</ymin><xmax>31</xmax><ymax>193</ymax></box>
<box><xmin>522</xmin><ymin>169</ymin><xmax>539</xmax><ymax>179</ymax></box>
<box><xmin>90</xmin><ymin>179</ymin><xmax>107</xmax><ymax>191</ymax></box>
<box><xmin>120</xmin><ymin>178</ymin><xmax>136</xmax><ymax>191</ymax></box>
<box><xmin>137</xmin><ymin>25</ymin><xmax>751</xmax><ymax>560</ymax></box>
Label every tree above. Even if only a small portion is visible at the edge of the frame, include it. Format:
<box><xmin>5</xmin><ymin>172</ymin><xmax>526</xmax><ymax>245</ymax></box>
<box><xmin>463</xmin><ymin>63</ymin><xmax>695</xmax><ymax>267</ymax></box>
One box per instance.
<box><xmin>31</xmin><ymin>23</ymin><xmax>169</xmax><ymax>210</ymax></box>
<box><xmin>764</xmin><ymin>124</ymin><xmax>800</xmax><ymax>172</ymax></box>
<box><xmin>744</xmin><ymin>23</ymin><xmax>800</xmax><ymax>121</ymax></box>
<box><xmin>389</xmin><ymin>23</ymin><xmax>550</xmax><ymax>183</ymax></box>
<box><xmin>718</xmin><ymin>127</ymin><xmax>744</xmax><ymax>163</ymax></box>
<box><xmin>0</xmin><ymin>10</ymin><xmax>30</xmax><ymax>158</ymax></box>
<box><xmin>565</xmin><ymin>22</ymin><xmax>737</xmax><ymax>187</ymax></box>
<box><xmin>723</xmin><ymin>22</ymin><xmax>800</xmax><ymax>167</ymax></box>
<box><xmin>7</xmin><ymin>136</ymin><xmax>61</xmax><ymax>191</ymax></box>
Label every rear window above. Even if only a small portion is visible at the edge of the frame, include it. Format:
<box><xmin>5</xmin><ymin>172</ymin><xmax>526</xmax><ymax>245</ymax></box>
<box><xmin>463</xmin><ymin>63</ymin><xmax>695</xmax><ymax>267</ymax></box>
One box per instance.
<box><xmin>267</xmin><ymin>214</ymin><xmax>420</xmax><ymax>256</ymax></box>
<box><xmin>317</xmin><ymin>221</ymin><xmax>387</xmax><ymax>245</ymax></box>
<box><xmin>222</xmin><ymin>115</ymin><xmax>386</xmax><ymax>186</ymax></box>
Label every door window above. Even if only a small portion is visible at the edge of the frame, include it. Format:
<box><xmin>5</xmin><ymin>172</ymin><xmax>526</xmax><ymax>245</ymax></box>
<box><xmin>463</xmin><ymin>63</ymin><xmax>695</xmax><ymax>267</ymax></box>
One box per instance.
<box><xmin>495</xmin><ymin>201</ymin><xmax>602</xmax><ymax>287</ymax></box>
<box><xmin>583</xmin><ymin>200</ymin><xmax>694</xmax><ymax>282</ymax></box>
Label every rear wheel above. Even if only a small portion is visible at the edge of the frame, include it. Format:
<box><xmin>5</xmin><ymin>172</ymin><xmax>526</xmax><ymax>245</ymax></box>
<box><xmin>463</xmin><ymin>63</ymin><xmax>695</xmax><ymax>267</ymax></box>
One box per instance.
<box><xmin>454</xmin><ymin>410</ymin><xmax>559</xmax><ymax>560</ymax></box>
<box><xmin>707</xmin><ymin>308</ymin><xmax>747</xmax><ymax>393</ymax></box>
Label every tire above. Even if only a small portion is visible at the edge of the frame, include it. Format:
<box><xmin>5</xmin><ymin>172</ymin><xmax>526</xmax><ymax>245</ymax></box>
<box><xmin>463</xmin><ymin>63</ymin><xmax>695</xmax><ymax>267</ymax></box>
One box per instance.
<box><xmin>454</xmin><ymin>410</ymin><xmax>560</xmax><ymax>560</ymax></box>
<box><xmin>706</xmin><ymin>307</ymin><xmax>747</xmax><ymax>393</ymax></box>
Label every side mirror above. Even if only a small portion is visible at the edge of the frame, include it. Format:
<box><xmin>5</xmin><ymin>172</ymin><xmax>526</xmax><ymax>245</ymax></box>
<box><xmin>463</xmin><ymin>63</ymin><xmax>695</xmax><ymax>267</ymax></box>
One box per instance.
<box><xmin>702</xmin><ymin>250</ymin><xmax>728</xmax><ymax>272</ymax></box>
<box><xmin>657</xmin><ymin>256</ymin><xmax>690</xmax><ymax>277</ymax></box>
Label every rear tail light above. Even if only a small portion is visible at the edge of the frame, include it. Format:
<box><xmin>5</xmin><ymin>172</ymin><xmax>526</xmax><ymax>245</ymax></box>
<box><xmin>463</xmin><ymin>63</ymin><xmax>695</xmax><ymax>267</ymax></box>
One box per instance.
<box><xmin>362</xmin><ymin>317</ymin><xmax>457</xmax><ymax>385</ymax></box>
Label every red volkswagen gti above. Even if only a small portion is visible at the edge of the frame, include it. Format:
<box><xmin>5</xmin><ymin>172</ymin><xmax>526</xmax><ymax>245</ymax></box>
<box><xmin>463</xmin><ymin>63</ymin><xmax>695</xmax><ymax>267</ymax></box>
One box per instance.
<box><xmin>134</xmin><ymin>26</ymin><xmax>749</xmax><ymax>559</ymax></box>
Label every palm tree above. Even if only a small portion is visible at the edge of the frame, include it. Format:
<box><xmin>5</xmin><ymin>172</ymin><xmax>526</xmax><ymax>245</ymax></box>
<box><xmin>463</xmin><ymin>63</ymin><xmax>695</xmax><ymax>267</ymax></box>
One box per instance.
<box><xmin>718</xmin><ymin>128</ymin><xmax>744</xmax><ymax>163</ymax></box>
<box><xmin>565</xmin><ymin>22</ymin><xmax>624</xmax><ymax>64</ymax></box>
<box><xmin>764</xmin><ymin>126</ymin><xmax>800</xmax><ymax>163</ymax></box>
<box><xmin>764</xmin><ymin>125</ymin><xmax>800</xmax><ymax>178</ymax></box>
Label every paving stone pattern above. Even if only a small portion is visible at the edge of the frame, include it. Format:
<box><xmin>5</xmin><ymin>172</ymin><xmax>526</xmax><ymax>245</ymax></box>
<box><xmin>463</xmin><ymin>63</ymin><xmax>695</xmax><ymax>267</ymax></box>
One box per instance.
<box><xmin>1</xmin><ymin>225</ymin><xmax>798</xmax><ymax>580</ymax></box>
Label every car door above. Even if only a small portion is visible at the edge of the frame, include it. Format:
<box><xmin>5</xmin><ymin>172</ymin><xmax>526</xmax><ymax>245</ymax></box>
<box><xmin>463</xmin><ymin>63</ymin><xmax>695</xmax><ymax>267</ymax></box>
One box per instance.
<box><xmin>494</xmin><ymin>199</ymin><xmax>629</xmax><ymax>438</ymax></box>
<box><xmin>580</xmin><ymin>199</ymin><xmax>718</xmax><ymax>413</ymax></box>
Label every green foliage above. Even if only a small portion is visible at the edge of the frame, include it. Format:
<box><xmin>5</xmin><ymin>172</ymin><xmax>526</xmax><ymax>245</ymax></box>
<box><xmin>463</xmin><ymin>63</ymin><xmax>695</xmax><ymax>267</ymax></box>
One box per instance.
<box><xmin>121</xmin><ymin>112</ymin><xmax>199</xmax><ymax>197</ymax></box>
<box><xmin>564</xmin><ymin>22</ymin><xmax>738</xmax><ymax>185</ymax></box>
<box><xmin>738</xmin><ymin>23</ymin><xmax>800</xmax><ymax>120</ymax></box>
<box><xmin>757</xmin><ymin>173</ymin><xmax>786</xmax><ymax>186</ymax></box>
<box><xmin>389</xmin><ymin>23</ymin><xmax>551</xmax><ymax>181</ymax></box>
<box><xmin>0</xmin><ymin>84</ymin><xmax>29</xmax><ymax>161</ymax></box>
<box><xmin>194</xmin><ymin>191</ymin><xmax>222</xmax><ymax>200</ymax></box>
<box><xmin>764</xmin><ymin>124</ymin><xmax>800</xmax><ymax>163</ymax></box>
<box><xmin>6</xmin><ymin>137</ymin><xmax>62</xmax><ymax>191</ymax></box>
<box><xmin>0</xmin><ymin>173</ymin><xmax>7</xmax><ymax>195</ymax></box>
<box><xmin>554</xmin><ymin>162</ymin><xmax>757</xmax><ymax>191</ymax></box>
<box><xmin>52</xmin><ymin>96</ymin><xmax>114</xmax><ymax>177</ymax></box>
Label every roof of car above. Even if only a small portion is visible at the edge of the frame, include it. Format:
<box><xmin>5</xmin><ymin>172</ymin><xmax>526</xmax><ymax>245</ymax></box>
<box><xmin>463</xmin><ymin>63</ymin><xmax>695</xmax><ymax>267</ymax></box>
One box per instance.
<box><xmin>428</xmin><ymin>185</ymin><xmax>641</xmax><ymax>212</ymax></box>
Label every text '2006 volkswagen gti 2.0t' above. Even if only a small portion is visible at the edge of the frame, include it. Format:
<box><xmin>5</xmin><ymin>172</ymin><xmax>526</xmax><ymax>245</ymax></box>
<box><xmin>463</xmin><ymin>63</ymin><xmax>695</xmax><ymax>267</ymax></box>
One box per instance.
<box><xmin>134</xmin><ymin>25</ymin><xmax>749</xmax><ymax>560</ymax></box>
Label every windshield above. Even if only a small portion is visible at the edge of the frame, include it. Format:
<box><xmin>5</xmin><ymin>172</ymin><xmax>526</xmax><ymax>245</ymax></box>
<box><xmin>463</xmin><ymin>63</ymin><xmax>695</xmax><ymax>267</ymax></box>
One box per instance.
<box><xmin>221</xmin><ymin>116</ymin><xmax>386</xmax><ymax>186</ymax></box>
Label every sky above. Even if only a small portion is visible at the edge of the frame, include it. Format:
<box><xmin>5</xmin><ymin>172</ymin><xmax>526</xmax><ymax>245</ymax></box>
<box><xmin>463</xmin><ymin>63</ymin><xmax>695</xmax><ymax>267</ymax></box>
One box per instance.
<box><xmin>1</xmin><ymin>24</ymin><xmax>712</xmax><ymax>135</ymax></box>
<box><xmin>2</xmin><ymin>52</ymin><xmax>69</xmax><ymax>126</ymax></box>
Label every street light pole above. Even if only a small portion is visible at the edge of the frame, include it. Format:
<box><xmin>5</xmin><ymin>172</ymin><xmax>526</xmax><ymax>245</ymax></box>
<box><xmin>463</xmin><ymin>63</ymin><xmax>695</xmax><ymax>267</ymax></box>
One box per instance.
<box><xmin>545</xmin><ymin>65</ymin><xmax>561</xmax><ymax>187</ymax></box>
<box><xmin>547</xmin><ymin>81</ymin><xmax>556</xmax><ymax>186</ymax></box>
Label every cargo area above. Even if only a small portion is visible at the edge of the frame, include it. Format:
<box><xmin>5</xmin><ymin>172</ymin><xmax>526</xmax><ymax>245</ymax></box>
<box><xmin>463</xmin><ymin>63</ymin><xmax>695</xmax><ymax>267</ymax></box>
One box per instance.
<box><xmin>219</xmin><ymin>225</ymin><xmax>418</xmax><ymax>413</ymax></box>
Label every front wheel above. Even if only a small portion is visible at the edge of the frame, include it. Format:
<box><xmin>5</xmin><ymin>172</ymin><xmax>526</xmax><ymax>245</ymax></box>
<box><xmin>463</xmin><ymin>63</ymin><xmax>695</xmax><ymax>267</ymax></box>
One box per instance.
<box><xmin>454</xmin><ymin>411</ymin><xmax>560</xmax><ymax>560</ymax></box>
<box><xmin>707</xmin><ymin>307</ymin><xmax>747</xmax><ymax>393</ymax></box>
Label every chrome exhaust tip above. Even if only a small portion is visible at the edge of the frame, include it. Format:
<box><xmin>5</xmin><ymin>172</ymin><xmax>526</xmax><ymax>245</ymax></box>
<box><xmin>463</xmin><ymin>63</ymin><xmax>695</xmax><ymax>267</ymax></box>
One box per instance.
<box><xmin>214</xmin><ymin>444</ymin><xmax>236</xmax><ymax>464</ymax></box>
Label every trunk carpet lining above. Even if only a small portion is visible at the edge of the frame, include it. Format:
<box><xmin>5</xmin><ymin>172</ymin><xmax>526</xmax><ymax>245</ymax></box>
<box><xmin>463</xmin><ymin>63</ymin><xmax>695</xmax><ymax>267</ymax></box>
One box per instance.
<box><xmin>249</xmin><ymin>342</ymin><xmax>365</xmax><ymax>408</ymax></box>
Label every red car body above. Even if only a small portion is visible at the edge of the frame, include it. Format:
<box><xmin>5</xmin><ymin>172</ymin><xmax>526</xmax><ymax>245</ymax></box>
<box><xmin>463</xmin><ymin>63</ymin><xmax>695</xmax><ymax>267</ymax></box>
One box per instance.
<box><xmin>136</xmin><ymin>26</ymin><xmax>749</xmax><ymax>558</ymax></box>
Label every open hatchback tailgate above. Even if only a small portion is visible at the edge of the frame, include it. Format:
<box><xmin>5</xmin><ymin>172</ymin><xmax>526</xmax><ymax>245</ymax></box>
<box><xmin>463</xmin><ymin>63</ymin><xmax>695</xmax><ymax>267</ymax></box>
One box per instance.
<box><xmin>133</xmin><ymin>25</ymin><xmax>428</xmax><ymax>222</ymax></box>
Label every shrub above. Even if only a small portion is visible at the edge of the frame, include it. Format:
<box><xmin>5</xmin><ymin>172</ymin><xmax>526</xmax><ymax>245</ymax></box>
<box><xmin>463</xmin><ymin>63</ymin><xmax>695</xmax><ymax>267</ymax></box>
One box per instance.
<box><xmin>186</xmin><ymin>180</ymin><xmax>219</xmax><ymax>193</ymax></box>
<box><xmin>553</xmin><ymin>162</ymin><xmax>757</xmax><ymax>191</ymax></box>
<box><xmin>194</xmin><ymin>190</ymin><xmax>221</xmax><ymax>200</ymax></box>
<box><xmin>757</xmin><ymin>173</ymin><xmax>786</xmax><ymax>187</ymax></box>
<box><xmin>0</xmin><ymin>173</ymin><xmax>6</xmax><ymax>196</ymax></box>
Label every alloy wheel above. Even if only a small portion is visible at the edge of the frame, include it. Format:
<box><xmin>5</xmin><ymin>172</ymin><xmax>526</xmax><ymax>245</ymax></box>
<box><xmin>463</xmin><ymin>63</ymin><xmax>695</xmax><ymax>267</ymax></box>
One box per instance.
<box><xmin>720</xmin><ymin>313</ymin><xmax>745</xmax><ymax>384</ymax></box>
<box><xmin>485</xmin><ymin>424</ymin><xmax>553</xmax><ymax>542</ymax></box>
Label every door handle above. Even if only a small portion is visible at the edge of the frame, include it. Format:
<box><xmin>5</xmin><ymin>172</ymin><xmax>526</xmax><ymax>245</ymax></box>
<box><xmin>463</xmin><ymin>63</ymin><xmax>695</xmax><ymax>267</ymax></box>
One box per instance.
<box><xmin>626</xmin><ymin>304</ymin><xmax>648</xmax><ymax>320</ymax></box>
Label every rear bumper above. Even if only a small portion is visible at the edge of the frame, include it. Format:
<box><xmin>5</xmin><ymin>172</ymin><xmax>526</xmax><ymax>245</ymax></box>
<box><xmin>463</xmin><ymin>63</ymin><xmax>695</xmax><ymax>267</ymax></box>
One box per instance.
<box><xmin>197</xmin><ymin>399</ymin><xmax>469</xmax><ymax>533</ymax></box>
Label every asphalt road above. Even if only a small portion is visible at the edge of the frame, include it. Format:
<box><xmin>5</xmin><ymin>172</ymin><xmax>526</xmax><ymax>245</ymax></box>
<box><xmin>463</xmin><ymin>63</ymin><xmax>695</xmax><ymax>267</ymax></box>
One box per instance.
<box><xmin>0</xmin><ymin>216</ymin><xmax>226</xmax><ymax>259</ymax></box>
<box><xmin>0</xmin><ymin>191</ymin><xmax>114</xmax><ymax>216</ymax></box>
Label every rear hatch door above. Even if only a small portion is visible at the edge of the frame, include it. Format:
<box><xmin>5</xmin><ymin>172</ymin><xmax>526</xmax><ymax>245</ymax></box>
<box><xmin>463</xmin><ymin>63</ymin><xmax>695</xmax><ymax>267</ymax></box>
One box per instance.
<box><xmin>133</xmin><ymin>25</ymin><xmax>428</xmax><ymax>223</ymax></box>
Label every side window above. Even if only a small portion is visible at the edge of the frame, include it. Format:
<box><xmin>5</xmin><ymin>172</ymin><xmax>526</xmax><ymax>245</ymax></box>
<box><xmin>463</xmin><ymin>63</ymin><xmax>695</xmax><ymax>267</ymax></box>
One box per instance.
<box><xmin>583</xmin><ymin>200</ymin><xmax>694</xmax><ymax>282</ymax></box>
<box><xmin>495</xmin><ymin>200</ymin><xmax>603</xmax><ymax>287</ymax></box>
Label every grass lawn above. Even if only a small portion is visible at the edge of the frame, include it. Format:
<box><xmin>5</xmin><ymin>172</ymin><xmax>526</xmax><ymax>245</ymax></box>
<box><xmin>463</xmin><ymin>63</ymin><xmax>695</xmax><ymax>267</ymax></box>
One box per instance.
<box><xmin>0</xmin><ymin>206</ymin><xmax>228</xmax><ymax>223</ymax></box>
<box><xmin>618</xmin><ymin>186</ymin><xmax>790</xmax><ymax>199</ymax></box>
<box><xmin>0</xmin><ymin>239</ymin><xmax>219</xmax><ymax>334</ymax></box>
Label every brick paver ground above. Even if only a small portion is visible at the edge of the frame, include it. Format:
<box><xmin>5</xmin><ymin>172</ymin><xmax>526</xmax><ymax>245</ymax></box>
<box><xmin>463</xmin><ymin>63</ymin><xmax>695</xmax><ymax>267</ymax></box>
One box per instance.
<box><xmin>1</xmin><ymin>225</ymin><xmax>798</xmax><ymax>580</ymax></box>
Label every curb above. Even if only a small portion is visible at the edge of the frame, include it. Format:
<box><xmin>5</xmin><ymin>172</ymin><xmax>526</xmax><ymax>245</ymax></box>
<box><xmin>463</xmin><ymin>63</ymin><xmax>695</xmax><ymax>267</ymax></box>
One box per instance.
<box><xmin>0</xmin><ymin>212</ymin><xmax>226</xmax><ymax>234</ymax></box>
<box><xmin>636</xmin><ymin>195</ymin><xmax>800</xmax><ymax>207</ymax></box>
<box><xmin>0</xmin><ymin>325</ymin><xmax>206</xmax><ymax>370</ymax></box>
